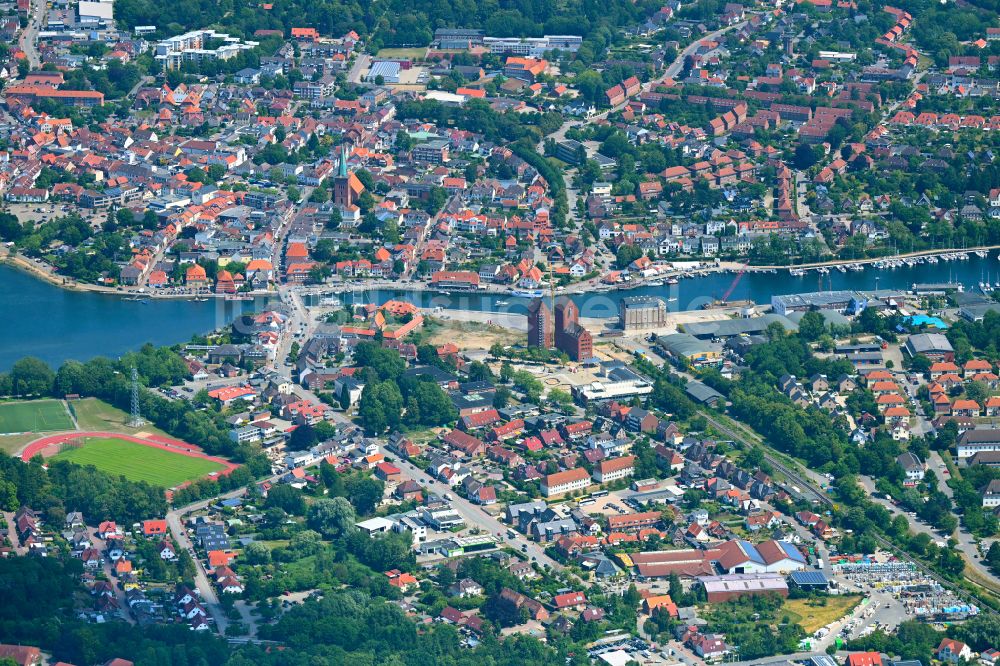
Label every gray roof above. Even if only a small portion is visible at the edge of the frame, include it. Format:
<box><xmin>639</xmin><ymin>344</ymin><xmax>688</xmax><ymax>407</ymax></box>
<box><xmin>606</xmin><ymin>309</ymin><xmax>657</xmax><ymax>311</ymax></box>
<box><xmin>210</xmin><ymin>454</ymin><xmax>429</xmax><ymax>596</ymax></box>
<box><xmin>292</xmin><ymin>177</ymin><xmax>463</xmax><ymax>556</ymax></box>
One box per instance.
<box><xmin>621</xmin><ymin>295</ymin><xmax>666</xmax><ymax>308</ymax></box>
<box><xmin>682</xmin><ymin>313</ymin><xmax>798</xmax><ymax>339</ymax></box>
<box><xmin>656</xmin><ymin>333</ymin><xmax>723</xmax><ymax>358</ymax></box>
<box><xmin>786</xmin><ymin>309</ymin><xmax>850</xmax><ymax>328</ymax></box>
<box><xmin>958</xmin><ymin>428</ymin><xmax>1000</xmax><ymax>444</ymax></box>
<box><xmin>906</xmin><ymin>333</ymin><xmax>954</xmax><ymax>354</ymax></box>
<box><xmin>686</xmin><ymin>381</ymin><xmax>725</xmax><ymax>404</ymax></box>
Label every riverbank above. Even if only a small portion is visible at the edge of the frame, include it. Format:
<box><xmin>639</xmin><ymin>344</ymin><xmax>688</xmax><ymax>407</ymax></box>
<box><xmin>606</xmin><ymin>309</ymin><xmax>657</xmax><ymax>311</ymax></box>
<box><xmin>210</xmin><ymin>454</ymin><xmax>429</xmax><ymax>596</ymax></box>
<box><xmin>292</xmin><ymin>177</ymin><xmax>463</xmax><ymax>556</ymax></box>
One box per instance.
<box><xmin>2</xmin><ymin>250</ymin><xmax>273</xmax><ymax>301</ymax></box>
<box><xmin>5</xmin><ymin>245</ymin><xmax>1000</xmax><ymax>370</ymax></box>
<box><xmin>750</xmin><ymin>245</ymin><xmax>1000</xmax><ymax>271</ymax></box>
<box><xmin>7</xmin><ymin>243</ymin><xmax>1000</xmax><ymax>303</ymax></box>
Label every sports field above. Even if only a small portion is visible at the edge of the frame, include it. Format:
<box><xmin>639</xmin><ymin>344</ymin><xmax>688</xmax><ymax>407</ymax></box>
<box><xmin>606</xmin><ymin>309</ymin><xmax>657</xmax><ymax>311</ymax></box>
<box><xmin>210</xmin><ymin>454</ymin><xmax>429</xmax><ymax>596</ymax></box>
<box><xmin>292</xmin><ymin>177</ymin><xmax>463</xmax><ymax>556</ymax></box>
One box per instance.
<box><xmin>0</xmin><ymin>400</ymin><xmax>74</xmax><ymax>434</ymax></box>
<box><xmin>51</xmin><ymin>437</ymin><xmax>226</xmax><ymax>487</ymax></box>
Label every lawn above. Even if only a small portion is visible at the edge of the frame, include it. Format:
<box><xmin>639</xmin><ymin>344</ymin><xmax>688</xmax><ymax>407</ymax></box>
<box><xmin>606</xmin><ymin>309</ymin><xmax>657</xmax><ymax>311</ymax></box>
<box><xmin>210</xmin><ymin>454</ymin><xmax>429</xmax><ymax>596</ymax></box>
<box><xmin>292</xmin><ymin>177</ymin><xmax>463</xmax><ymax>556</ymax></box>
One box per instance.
<box><xmin>71</xmin><ymin>397</ymin><xmax>171</xmax><ymax>437</ymax></box>
<box><xmin>0</xmin><ymin>433</ymin><xmax>40</xmax><ymax>456</ymax></box>
<box><xmin>51</xmin><ymin>437</ymin><xmax>225</xmax><ymax>487</ymax></box>
<box><xmin>783</xmin><ymin>595</ymin><xmax>862</xmax><ymax>633</ymax></box>
<box><xmin>0</xmin><ymin>400</ymin><xmax>74</xmax><ymax>434</ymax></box>
<box><xmin>376</xmin><ymin>47</ymin><xmax>427</xmax><ymax>59</ymax></box>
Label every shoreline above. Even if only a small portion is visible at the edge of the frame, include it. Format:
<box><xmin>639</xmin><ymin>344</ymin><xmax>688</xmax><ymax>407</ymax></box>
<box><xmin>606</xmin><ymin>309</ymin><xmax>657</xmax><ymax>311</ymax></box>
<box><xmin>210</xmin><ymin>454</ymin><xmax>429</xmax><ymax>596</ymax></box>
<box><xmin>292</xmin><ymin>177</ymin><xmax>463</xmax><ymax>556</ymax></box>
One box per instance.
<box><xmin>4</xmin><ymin>244</ymin><xmax>1000</xmax><ymax>302</ymax></box>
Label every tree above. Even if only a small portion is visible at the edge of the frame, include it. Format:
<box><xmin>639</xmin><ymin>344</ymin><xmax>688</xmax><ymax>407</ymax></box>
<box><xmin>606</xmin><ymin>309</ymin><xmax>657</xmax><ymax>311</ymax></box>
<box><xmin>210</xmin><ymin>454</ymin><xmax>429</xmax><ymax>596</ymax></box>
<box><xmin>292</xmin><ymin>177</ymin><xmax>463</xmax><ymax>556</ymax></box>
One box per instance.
<box><xmin>289</xmin><ymin>529</ymin><xmax>323</xmax><ymax>557</ymax></box>
<box><xmin>404</xmin><ymin>380</ymin><xmax>457</xmax><ymax>427</ymax></box>
<box><xmin>358</xmin><ymin>381</ymin><xmax>403</xmax><ymax>434</ymax></box>
<box><xmin>265</xmin><ymin>485</ymin><xmax>306</xmax><ymax>515</ymax></box>
<box><xmin>615</xmin><ymin>244</ymin><xmax>643</xmax><ymax>269</ymax></box>
<box><xmin>10</xmin><ymin>357</ymin><xmax>54</xmax><ymax>397</ymax></box>
<box><xmin>794</xmin><ymin>143</ymin><xmax>820</xmax><ymax>170</ymax></box>
<box><xmin>344</xmin><ymin>474</ymin><xmax>385</xmax><ymax>515</ymax></box>
<box><xmin>0</xmin><ymin>213</ymin><xmax>25</xmax><ymax>242</ymax></box>
<box><xmin>466</xmin><ymin>361</ymin><xmax>495</xmax><ymax>383</ymax></box>
<box><xmin>424</xmin><ymin>186</ymin><xmax>447</xmax><ymax>215</ymax></box>
<box><xmin>243</xmin><ymin>541</ymin><xmax>271</xmax><ymax>564</ymax></box>
<box><xmin>482</xmin><ymin>592</ymin><xmax>526</xmax><ymax>628</ymax></box>
<box><xmin>493</xmin><ymin>386</ymin><xmax>512</xmax><ymax>409</ymax></box>
<box><xmin>339</xmin><ymin>382</ymin><xmax>352</xmax><ymax>409</ymax></box>
<box><xmin>327</xmin><ymin>207</ymin><xmax>343</xmax><ymax>229</ymax></box>
<box><xmin>436</xmin><ymin>564</ymin><xmax>455</xmax><ymax>588</ymax></box>
<box><xmin>965</xmin><ymin>380</ymin><xmax>989</xmax><ymax>406</ymax></box>
<box><xmin>313</xmin><ymin>420</ymin><xmax>336</xmax><ymax>440</ymax></box>
<box><xmin>354</xmin><ymin>342</ymin><xmax>405</xmax><ymax>381</ymax></box>
<box><xmin>287</xmin><ymin>423</ymin><xmax>318</xmax><ymax>451</ymax></box>
<box><xmin>548</xmin><ymin>388</ymin><xmax>574</xmax><ymax>409</ymax></box>
<box><xmin>798</xmin><ymin>310</ymin><xmax>826</xmax><ymax>341</ymax></box>
<box><xmin>307</xmin><ymin>497</ymin><xmax>357</xmax><ymax>539</ymax></box>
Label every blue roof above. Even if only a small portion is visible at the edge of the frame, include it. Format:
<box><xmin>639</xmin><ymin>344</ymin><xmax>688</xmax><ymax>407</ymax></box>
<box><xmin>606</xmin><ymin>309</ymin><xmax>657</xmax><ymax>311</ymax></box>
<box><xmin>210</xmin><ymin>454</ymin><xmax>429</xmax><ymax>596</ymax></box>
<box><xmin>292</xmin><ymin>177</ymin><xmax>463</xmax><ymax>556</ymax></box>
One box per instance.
<box><xmin>780</xmin><ymin>541</ymin><xmax>807</xmax><ymax>563</ymax></box>
<box><xmin>738</xmin><ymin>540</ymin><xmax>765</xmax><ymax>564</ymax></box>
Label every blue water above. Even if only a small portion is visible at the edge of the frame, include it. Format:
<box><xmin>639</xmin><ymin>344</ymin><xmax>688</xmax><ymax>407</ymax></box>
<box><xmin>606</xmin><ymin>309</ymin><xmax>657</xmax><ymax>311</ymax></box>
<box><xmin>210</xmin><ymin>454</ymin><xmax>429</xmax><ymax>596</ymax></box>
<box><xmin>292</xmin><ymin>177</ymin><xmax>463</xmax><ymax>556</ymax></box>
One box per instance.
<box><xmin>0</xmin><ymin>263</ymin><xmax>256</xmax><ymax>370</ymax></box>
<box><xmin>332</xmin><ymin>252</ymin><xmax>1000</xmax><ymax>319</ymax></box>
<box><xmin>2</xmin><ymin>250</ymin><xmax>996</xmax><ymax>369</ymax></box>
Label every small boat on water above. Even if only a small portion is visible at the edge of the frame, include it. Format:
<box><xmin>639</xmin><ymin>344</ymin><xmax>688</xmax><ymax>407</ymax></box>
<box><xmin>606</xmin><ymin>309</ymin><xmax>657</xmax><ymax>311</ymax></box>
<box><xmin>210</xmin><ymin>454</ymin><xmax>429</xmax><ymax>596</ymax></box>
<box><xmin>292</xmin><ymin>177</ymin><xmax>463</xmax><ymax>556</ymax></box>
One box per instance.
<box><xmin>510</xmin><ymin>289</ymin><xmax>545</xmax><ymax>298</ymax></box>
<box><xmin>646</xmin><ymin>280</ymin><xmax>665</xmax><ymax>287</ymax></box>
<box><xmin>666</xmin><ymin>278</ymin><xmax>679</xmax><ymax>285</ymax></box>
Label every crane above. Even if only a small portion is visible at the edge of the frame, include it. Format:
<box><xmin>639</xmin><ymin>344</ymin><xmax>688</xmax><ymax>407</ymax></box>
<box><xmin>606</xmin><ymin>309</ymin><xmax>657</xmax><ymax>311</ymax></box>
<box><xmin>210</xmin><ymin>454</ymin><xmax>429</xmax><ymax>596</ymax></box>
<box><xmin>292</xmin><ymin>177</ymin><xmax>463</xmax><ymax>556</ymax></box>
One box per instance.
<box><xmin>719</xmin><ymin>263</ymin><xmax>748</xmax><ymax>302</ymax></box>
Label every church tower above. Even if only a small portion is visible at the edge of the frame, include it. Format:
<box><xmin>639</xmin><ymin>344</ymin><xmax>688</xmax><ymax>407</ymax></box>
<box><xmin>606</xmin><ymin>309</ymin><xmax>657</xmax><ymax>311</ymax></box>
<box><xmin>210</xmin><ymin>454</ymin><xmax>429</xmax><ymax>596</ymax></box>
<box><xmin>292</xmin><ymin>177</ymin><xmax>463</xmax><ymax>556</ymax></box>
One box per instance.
<box><xmin>333</xmin><ymin>143</ymin><xmax>365</xmax><ymax>210</ymax></box>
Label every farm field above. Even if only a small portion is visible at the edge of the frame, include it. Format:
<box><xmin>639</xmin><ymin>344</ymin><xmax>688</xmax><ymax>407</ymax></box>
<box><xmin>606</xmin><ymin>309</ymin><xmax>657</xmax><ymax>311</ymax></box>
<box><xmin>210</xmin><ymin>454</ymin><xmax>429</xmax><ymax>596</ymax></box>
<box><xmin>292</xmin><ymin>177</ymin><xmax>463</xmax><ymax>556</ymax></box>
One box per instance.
<box><xmin>50</xmin><ymin>436</ymin><xmax>225</xmax><ymax>487</ymax></box>
<box><xmin>0</xmin><ymin>400</ymin><xmax>73</xmax><ymax>434</ymax></box>
<box><xmin>783</xmin><ymin>595</ymin><xmax>862</xmax><ymax>634</ymax></box>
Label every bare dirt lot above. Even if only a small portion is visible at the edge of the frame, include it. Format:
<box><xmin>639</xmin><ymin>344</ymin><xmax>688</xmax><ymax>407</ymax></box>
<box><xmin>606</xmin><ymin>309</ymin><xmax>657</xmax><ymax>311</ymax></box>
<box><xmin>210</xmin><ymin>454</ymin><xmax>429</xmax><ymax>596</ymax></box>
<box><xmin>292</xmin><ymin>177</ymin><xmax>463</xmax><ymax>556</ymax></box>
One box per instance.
<box><xmin>425</xmin><ymin>318</ymin><xmax>522</xmax><ymax>351</ymax></box>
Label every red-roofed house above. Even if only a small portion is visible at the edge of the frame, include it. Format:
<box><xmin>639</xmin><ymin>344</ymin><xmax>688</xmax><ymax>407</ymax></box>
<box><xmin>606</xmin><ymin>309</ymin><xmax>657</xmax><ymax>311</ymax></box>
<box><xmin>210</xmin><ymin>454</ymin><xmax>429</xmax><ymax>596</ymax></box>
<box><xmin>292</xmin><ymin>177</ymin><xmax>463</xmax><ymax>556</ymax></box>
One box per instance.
<box><xmin>142</xmin><ymin>519</ymin><xmax>168</xmax><ymax>536</ymax></box>
<box><xmin>846</xmin><ymin>653</ymin><xmax>882</xmax><ymax>666</ymax></box>
<box><xmin>937</xmin><ymin>639</ymin><xmax>972</xmax><ymax>663</ymax></box>
<box><xmin>553</xmin><ymin>591</ymin><xmax>588</xmax><ymax>610</ymax></box>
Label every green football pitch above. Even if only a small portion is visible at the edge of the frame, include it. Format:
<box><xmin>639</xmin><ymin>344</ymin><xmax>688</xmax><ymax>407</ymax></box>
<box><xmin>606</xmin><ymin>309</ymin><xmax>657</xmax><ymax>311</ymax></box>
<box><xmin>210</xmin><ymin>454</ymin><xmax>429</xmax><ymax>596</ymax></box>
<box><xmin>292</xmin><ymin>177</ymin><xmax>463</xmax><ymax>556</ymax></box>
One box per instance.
<box><xmin>0</xmin><ymin>400</ymin><xmax>74</xmax><ymax>434</ymax></box>
<box><xmin>51</xmin><ymin>437</ymin><xmax>226</xmax><ymax>487</ymax></box>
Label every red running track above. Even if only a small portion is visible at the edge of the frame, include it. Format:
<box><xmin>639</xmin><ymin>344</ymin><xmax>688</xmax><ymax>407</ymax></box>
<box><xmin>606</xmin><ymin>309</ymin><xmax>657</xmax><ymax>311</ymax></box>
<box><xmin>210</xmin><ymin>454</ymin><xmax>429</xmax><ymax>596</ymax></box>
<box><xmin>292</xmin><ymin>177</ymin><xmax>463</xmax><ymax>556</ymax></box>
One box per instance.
<box><xmin>21</xmin><ymin>431</ymin><xmax>239</xmax><ymax>478</ymax></box>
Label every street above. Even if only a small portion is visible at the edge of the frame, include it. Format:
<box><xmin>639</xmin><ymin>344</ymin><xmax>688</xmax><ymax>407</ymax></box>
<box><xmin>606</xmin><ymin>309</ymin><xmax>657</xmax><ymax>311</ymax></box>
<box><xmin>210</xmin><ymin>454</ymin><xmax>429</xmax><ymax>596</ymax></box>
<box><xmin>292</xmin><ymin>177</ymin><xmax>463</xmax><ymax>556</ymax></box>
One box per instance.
<box><xmin>374</xmin><ymin>444</ymin><xmax>563</xmax><ymax>570</ymax></box>
<box><xmin>165</xmin><ymin>488</ymin><xmax>247</xmax><ymax>635</ymax></box>
<box><xmin>18</xmin><ymin>0</ymin><xmax>46</xmax><ymax>69</ymax></box>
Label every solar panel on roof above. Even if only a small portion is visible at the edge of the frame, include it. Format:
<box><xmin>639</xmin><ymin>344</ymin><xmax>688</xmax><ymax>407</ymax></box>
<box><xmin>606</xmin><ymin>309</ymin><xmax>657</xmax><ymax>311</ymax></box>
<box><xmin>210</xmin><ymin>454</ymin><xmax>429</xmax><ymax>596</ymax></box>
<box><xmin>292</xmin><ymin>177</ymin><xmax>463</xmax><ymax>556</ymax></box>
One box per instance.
<box><xmin>790</xmin><ymin>570</ymin><xmax>828</xmax><ymax>585</ymax></box>
<box><xmin>780</xmin><ymin>541</ymin><xmax>806</xmax><ymax>561</ymax></box>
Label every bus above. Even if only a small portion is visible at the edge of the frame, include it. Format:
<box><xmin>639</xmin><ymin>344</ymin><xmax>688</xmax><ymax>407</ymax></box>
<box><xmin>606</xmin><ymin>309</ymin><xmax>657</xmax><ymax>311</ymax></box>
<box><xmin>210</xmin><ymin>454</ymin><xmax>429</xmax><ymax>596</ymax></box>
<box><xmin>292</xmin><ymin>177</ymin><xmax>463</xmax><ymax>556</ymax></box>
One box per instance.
<box><xmin>591</xmin><ymin>490</ymin><xmax>609</xmax><ymax>499</ymax></box>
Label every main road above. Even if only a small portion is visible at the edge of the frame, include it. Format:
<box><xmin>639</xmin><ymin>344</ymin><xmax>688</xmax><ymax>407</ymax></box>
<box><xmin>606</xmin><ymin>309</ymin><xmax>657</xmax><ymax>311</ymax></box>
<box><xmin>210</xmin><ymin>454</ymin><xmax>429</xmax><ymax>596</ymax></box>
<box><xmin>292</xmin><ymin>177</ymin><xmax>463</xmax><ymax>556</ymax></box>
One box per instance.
<box><xmin>18</xmin><ymin>0</ymin><xmax>46</xmax><ymax>69</ymax></box>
